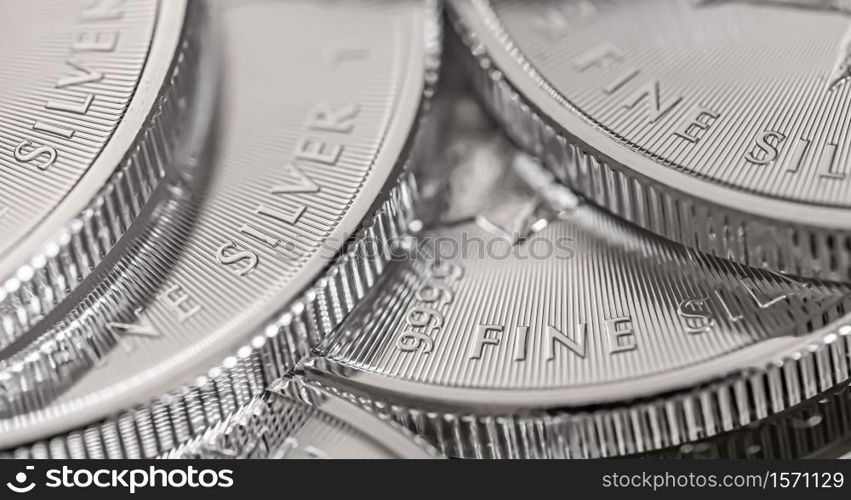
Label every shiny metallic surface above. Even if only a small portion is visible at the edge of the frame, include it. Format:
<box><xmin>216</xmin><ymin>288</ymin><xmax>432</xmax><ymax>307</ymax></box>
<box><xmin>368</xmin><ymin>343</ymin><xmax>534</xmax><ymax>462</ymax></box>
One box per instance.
<box><xmin>0</xmin><ymin>0</ymin><xmax>440</xmax><ymax>453</ymax></box>
<box><xmin>301</xmin><ymin>95</ymin><xmax>851</xmax><ymax>458</ymax></box>
<box><xmin>159</xmin><ymin>377</ymin><xmax>438</xmax><ymax>459</ymax></box>
<box><xmin>0</xmin><ymin>0</ymin><xmax>208</xmax><ymax>347</ymax></box>
<box><xmin>650</xmin><ymin>383</ymin><xmax>851</xmax><ymax>459</ymax></box>
<box><xmin>450</xmin><ymin>0</ymin><xmax>851</xmax><ymax>281</ymax></box>
<box><xmin>5</xmin><ymin>0</ymin><xmax>851</xmax><ymax>462</ymax></box>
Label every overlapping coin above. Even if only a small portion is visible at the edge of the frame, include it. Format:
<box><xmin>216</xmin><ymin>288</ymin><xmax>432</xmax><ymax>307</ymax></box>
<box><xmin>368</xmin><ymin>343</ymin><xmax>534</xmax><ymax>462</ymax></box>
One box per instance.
<box><xmin>0</xmin><ymin>0</ymin><xmax>440</xmax><ymax>457</ymax></box>
<box><xmin>5</xmin><ymin>0</ymin><xmax>851</xmax><ymax>460</ymax></box>
<box><xmin>449</xmin><ymin>0</ymin><xmax>851</xmax><ymax>282</ymax></box>
<box><xmin>160</xmin><ymin>377</ymin><xmax>438</xmax><ymax>460</ymax></box>
<box><xmin>299</xmin><ymin>95</ymin><xmax>851</xmax><ymax>458</ymax></box>
<box><xmin>0</xmin><ymin>0</ymin><xmax>211</xmax><ymax>349</ymax></box>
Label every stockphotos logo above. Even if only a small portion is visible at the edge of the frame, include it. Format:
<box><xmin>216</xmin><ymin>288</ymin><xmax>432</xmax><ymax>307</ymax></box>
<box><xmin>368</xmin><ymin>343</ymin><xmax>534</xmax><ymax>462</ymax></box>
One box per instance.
<box><xmin>6</xmin><ymin>466</ymin><xmax>36</xmax><ymax>494</ymax></box>
<box><xmin>6</xmin><ymin>465</ymin><xmax>233</xmax><ymax>494</ymax></box>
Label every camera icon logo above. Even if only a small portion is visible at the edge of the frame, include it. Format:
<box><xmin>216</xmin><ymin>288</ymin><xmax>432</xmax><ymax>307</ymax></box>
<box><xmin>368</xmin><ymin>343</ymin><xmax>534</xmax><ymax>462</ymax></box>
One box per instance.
<box><xmin>6</xmin><ymin>466</ymin><xmax>36</xmax><ymax>494</ymax></box>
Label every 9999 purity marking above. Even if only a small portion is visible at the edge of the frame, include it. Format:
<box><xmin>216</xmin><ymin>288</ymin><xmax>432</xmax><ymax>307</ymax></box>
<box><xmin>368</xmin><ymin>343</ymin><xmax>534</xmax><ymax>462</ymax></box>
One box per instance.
<box><xmin>300</xmin><ymin>97</ymin><xmax>851</xmax><ymax>459</ymax></box>
<box><xmin>0</xmin><ymin>0</ymin><xmax>440</xmax><ymax>456</ymax></box>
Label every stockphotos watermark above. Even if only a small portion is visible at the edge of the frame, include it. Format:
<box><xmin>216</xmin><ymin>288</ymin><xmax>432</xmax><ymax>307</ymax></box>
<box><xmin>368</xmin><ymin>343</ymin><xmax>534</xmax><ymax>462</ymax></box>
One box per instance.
<box><xmin>5</xmin><ymin>464</ymin><xmax>233</xmax><ymax>494</ymax></box>
<box><xmin>251</xmin><ymin>231</ymin><xmax>578</xmax><ymax>265</ymax></box>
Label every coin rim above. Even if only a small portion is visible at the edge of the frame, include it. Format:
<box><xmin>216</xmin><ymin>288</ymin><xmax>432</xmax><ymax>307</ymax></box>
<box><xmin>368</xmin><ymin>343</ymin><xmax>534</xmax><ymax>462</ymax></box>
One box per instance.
<box><xmin>0</xmin><ymin>0</ymin><xmax>441</xmax><ymax>450</ymax></box>
<box><xmin>0</xmin><ymin>0</ymin><xmax>191</xmax><ymax>279</ymax></box>
<box><xmin>162</xmin><ymin>376</ymin><xmax>440</xmax><ymax>459</ymax></box>
<box><xmin>455</xmin><ymin>0</ymin><xmax>851</xmax><ymax>228</ymax></box>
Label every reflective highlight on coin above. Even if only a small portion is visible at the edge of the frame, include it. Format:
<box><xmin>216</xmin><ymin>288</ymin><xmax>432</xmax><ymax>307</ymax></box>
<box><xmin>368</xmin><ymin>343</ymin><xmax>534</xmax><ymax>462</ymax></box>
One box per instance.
<box><xmin>653</xmin><ymin>382</ymin><xmax>851</xmax><ymax>459</ymax></box>
<box><xmin>0</xmin><ymin>0</ymin><xmax>207</xmax><ymax>348</ymax></box>
<box><xmin>160</xmin><ymin>377</ymin><xmax>438</xmax><ymax>459</ymax></box>
<box><xmin>301</xmin><ymin>97</ymin><xmax>851</xmax><ymax>458</ymax></box>
<box><xmin>450</xmin><ymin>0</ymin><xmax>851</xmax><ymax>281</ymax></box>
<box><xmin>0</xmin><ymin>0</ymin><xmax>439</xmax><ymax>453</ymax></box>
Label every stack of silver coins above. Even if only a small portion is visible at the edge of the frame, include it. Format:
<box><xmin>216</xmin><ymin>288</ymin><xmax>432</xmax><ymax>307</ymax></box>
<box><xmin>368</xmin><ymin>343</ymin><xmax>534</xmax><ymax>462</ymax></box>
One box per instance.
<box><xmin>2</xmin><ymin>0</ymin><xmax>851</xmax><ymax>459</ymax></box>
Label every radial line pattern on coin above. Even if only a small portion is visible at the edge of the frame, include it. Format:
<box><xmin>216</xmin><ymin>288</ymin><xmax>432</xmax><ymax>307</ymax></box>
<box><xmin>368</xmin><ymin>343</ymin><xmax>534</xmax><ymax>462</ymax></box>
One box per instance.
<box><xmin>0</xmin><ymin>0</ymin><xmax>210</xmax><ymax>348</ymax></box>
<box><xmin>299</xmin><ymin>97</ymin><xmax>851</xmax><ymax>458</ymax></box>
<box><xmin>0</xmin><ymin>0</ymin><xmax>440</xmax><ymax>455</ymax></box>
<box><xmin>449</xmin><ymin>0</ymin><xmax>851</xmax><ymax>281</ymax></box>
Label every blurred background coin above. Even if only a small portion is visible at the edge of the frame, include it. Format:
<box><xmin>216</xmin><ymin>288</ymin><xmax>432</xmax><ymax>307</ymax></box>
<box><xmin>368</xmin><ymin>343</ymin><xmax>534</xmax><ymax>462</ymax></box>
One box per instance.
<box><xmin>299</xmin><ymin>95</ymin><xmax>851</xmax><ymax>458</ymax></box>
<box><xmin>158</xmin><ymin>377</ymin><xmax>438</xmax><ymax>459</ymax></box>
<box><xmin>449</xmin><ymin>0</ymin><xmax>851</xmax><ymax>282</ymax></box>
<box><xmin>0</xmin><ymin>0</ymin><xmax>209</xmax><ymax>347</ymax></box>
<box><xmin>651</xmin><ymin>382</ymin><xmax>851</xmax><ymax>459</ymax></box>
<box><xmin>0</xmin><ymin>0</ymin><xmax>440</xmax><ymax>456</ymax></box>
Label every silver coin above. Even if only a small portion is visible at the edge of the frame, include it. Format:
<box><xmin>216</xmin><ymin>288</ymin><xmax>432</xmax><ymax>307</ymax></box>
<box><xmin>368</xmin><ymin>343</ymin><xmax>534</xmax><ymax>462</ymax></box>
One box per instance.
<box><xmin>156</xmin><ymin>377</ymin><xmax>438</xmax><ymax>459</ymax></box>
<box><xmin>0</xmin><ymin>0</ymin><xmax>209</xmax><ymax>347</ymax></box>
<box><xmin>450</xmin><ymin>0</ymin><xmax>851</xmax><ymax>281</ymax></box>
<box><xmin>0</xmin><ymin>0</ymin><xmax>440</xmax><ymax>454</ymax></box>
<box><xmin>300</xmin><ymin>95</ymin><xmax>851</xmax><ymax>458</ymax></box>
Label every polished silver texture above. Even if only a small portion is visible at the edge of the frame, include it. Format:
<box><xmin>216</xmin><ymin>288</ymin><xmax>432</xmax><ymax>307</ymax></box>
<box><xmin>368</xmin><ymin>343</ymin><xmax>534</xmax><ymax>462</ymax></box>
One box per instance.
<box><xmin>0</xmin><ymin>0</ymin><xmax>207</xmax><ymax>348</ymax></box>
<box><xmin>300</xmin><ymin>96</ymin><xmax>851</xmax><ymax>458</ymax></box>
<box><xmin>450</xmin><ymin>0</ymin><xmax>851</xmax><ymax>282</ymax></box>
<box><xmin>159</xmin><ymin>377</ymin><xmax>438</xmax><ymax>459</ymax></box>
<box><xmin>0</xmin><ymin>0</ymin><xmax>440</xmax><ymax>455</ymax></box>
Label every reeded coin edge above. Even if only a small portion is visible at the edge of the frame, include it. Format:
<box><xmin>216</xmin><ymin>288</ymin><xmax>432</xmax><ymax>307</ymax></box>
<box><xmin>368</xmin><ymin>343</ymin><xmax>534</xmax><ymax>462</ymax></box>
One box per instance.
<box><xmin>299</xmin><ymin>313</ymin><xmax>851</xmax><ymax>459</ymax></box>
<box><xmin>448</xmin><ymin>1</ymin><xmax>851</xmax><ymax>282</ymax></box>
<box><xmin>159</xmin><ymin>376</ymin><xmax>440</xmax><ymax>459</ymax></box>
<box><xmin>2</xmin><ymin>0</ymin><xmax>443</xmax><ymax>456</ymax></box>
<box><xmin>0</xmin><ymin>0</ymin><xmax>208</xmax><ymax>350</ymax></box>
<box><xmin>649</xmin><ymin>383</ymin><xmax>851</xmax><ymax>459</ymax></box>
<box><xmin>4</xmin><ymin>171</ymin><xmax>417</xmax><ymax>458</ymax></box>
